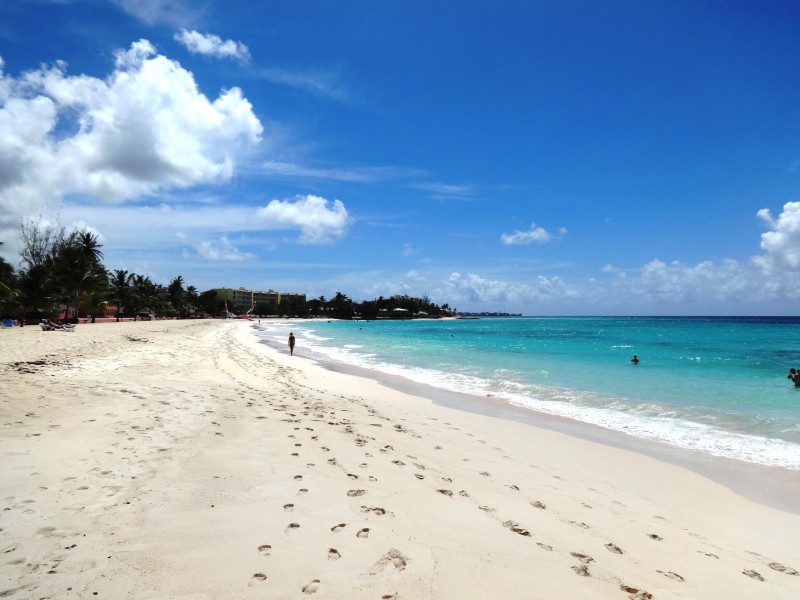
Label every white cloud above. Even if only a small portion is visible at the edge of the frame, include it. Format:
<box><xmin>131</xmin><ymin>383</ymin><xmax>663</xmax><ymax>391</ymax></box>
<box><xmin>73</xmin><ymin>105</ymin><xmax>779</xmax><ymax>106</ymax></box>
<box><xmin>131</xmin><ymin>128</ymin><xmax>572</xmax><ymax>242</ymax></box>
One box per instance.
<box><xmin>755</xmin><ymin>202</ymin><xmax>800</xmax><ymax>274</ymax></box>
<box><xmin>262</xmin><ymin>161</ymin><xmax>424</xmax><ymax>183</ymax></box>
<box><xmin>410</xmin><ymin>182</ymin><xmax>473</xmax><ymax>198</ymax></box>
<box><xmin>405</xmin><ymin>270</ymin><xmax>425</xmax><ymax>283</ymax></box>
<box><xmin>258</xmin><ymin>68</ymin><xmax>348</xmax><ymax>101</ymax></box>
<box><xmin>0</xmin><ymin>40</ymin><xmax>262</xmax><ymax>256</ymax></box>
<box><xmin>114</xmin><ymin>0</ymin><xmax>198</xmax><ymax>27</ymax></box>
<box><xmin>174</xmin><ymin>30</ymin><xmax>250</xmax><ymax>62</ymax></box>
<box><xmin>443</xmin><ymin>272</ymin><xmax>575</xmax><ymax>304</ymax></box>
<box><xmin>255</xmin><ymin>194</ymin><xmax>351</xmax><ymax>244</ymax></box>
<box><xmin>402</xmin><ymin>243</ymin><xmax>419</xmax><ymax>257</ymax></box>
<box><xmin>500</xmin><ymin>223</ymin><xmax>567</xmax><ymax>245</ymax></box>
<box><xmin>194</xmin><ymin>236</ymin><xmax>254</xmax><ymax>261</ymax></box>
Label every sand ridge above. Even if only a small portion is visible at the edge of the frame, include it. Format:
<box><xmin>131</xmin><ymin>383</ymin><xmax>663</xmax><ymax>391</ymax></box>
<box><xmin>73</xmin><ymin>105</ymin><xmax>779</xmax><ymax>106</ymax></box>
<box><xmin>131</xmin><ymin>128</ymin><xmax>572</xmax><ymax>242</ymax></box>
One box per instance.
<box><xmin>1</xmin><ymin>319</ymin><xmax>799</xmax><ymax>599</ymax></box>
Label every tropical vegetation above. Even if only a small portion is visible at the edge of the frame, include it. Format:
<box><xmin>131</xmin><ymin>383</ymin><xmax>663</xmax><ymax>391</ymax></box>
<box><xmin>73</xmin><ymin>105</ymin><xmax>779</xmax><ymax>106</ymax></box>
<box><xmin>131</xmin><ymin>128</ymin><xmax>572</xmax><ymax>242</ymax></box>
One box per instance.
<box><xmin>1</xmin><ymin>219</ymin><xmax>454</xmax><ymax>322</ymax></box>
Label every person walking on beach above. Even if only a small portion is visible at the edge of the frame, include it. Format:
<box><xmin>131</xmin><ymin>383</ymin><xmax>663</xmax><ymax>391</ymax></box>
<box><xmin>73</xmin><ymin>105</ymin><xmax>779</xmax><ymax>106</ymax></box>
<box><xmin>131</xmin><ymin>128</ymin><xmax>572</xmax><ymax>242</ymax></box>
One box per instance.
<box><xmin>288</xmin><ymin>332</ymin><xmax>296</xmax><ymax>356</ymax></box>
<box><xmin>788</xmin><ymin>368</ymin><xmax>800</xmax><ymax>386</ymax></box>
<box><xmin>630</xmin><ymin>354</ymin><xmax>640</xmax><ymax>364</ymax></box>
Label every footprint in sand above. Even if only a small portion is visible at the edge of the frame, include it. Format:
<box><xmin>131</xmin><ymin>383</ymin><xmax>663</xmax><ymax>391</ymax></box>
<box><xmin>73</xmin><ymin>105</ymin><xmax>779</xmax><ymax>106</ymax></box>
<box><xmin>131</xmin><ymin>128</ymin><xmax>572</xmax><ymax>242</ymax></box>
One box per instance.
<box><xmin>437</xmin><ymin>489</ymin><xmax>453</xmax><ymax>497</ymax></box>
<box><xmin>647</xmin><ymin>533</ymin><xmax>663</xmax><ymax>541</ymax></box>
<box><xmin>347</xmin><ymin>473</ymin><xmax>359</xmax><ymax>480</ymax></box>
<box><xmin>769</xmin><ymin>562</ymin><xmax>799</xmax><ymax>575</ymax></box>
<box><xmin>302</xmin><ymin>579</ymin><xmax>320</xmax><ymax>594</ymax></box>
<box><xmin>298</xmin><ymin>488</ymin><xmax>308</xmax><ymax>495</ymax></box>
<box><xmin>530</xmin><ymin>500</ymin><xmax>546</xmax><ymax>510</ymax></box>
<box><xmin>361</xmin><ymin>506</ymin><xmax>386</xmax><ymax>516</ymax></box>
<box><xmin>249</xmin><ymin>573</ymin><xmax>267</xmax><ymax>585</ymax></box>
<box><xmin>328</xmin><ymin>548</ymin><xmax>341</xmax><ymax>560</ymax></box>
<box><xmin>347</xmin><ymin>489</ymin><xmax>366</xmax><ymax>497</ymax></box>
<box><xmin>357</xmin><ymin>528</ymin><xmax>370</xmax><ymax>538</ymax></box>
<box><xmin>620</xmin><ymin>585</ymin><xmax>652</xmax><ymax>599</ymax></box>
<box><xmin>742</xmin><ymin>569</ymin><xmax>765</xmax><ymax>581</ymax></box>
<box><xmin>381</xmin><ymin>595</ymin><xmax>398</xmax><ymax>599</ymax></box>
<box><xmin>294</xmin><ymin>475</ymin><xmax>303</xmax><ymax>481</ymax></box>
<box><xmin>537</xmin><ymin>542</ymin><xmax>553</xmax><ymax>551</ymax></box>
<box><xmin>572</xmin><ymin>564</ymin><xmax>590</xmax><ymax>577</ymax></box>
<box><xmin>391</xmin><ymin>552</ymin><xmax>407</xmax><ymax>570</ymax></box>
<box><xmin>283</xmin><ymin>503</ymin><xmax>294</xmax><ymax>511</ymax></box>
<box><xmin>331</xmin><ymin>523</ymin><xmax>347</xmax><ymax>532</ymax></box>
<box><xmin>286</xmin><ymin>523</ymin><xmax>300</xmax><ymax>531</ymax></box>
<box><xmin>605</xmin><ymin>543</ymin><xmax>623</xmax><ymax>555</ymax></box>
<box><xmin>415</xmin><ymin>474</ymin><xmax>425</xmax><ymax>480</ymax></box>
<box><xmin>502</xmin><ymin>521</ymin><xmax>531</xmax><ymax>537</ymax></box>
<box><xmin>657</xmin><ymin>570</ymin><xmax>684</xmax><ymax>581</ymax></box>
<box><xmin>257</xmin><ymin>544</ymin><xmax>271</xmax><ymax>555</ymax></box>
<box><xmin>571</xmin><ymin>552</ymin><xmax>593</xmax><ymax>564</ymax></box>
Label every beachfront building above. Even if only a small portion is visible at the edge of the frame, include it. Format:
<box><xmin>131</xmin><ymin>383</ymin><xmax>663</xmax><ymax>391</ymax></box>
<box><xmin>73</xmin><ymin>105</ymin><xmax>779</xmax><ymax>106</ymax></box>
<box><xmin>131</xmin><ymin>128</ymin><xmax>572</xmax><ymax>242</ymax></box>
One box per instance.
<box><xmin>211</xmin><ymin>287</ymin><xmax>306</xmax><ymax>313</ymax></box>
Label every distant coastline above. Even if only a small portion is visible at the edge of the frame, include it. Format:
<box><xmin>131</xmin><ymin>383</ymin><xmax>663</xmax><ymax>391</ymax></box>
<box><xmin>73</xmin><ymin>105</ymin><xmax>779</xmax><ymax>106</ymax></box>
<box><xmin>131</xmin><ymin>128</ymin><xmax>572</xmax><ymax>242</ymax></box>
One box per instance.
<box><xmin>457</xmin><ymin>311</ymin><xmax>523</xmax><ymax>317</ymax></box>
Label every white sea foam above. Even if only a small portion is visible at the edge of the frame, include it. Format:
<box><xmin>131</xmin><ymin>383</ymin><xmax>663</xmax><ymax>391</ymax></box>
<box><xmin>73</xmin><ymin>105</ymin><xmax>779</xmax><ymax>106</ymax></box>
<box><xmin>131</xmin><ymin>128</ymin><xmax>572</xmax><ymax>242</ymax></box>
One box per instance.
<box><xmin>256</xmin><ymin>324</ymin><xmax>800</xmax><ymax>470</ymax></box>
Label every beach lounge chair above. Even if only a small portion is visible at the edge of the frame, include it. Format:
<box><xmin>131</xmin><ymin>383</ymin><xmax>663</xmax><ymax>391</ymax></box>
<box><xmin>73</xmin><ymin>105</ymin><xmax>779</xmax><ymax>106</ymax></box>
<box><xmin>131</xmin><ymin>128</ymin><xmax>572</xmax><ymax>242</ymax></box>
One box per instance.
<box><xmin>2</xmin><ymin>319</ymin><xmax>13</xmax><ymax>328</ymax></box>
<box><xmin>41</xmin><ymin>319</ymin><xmax>75</xmax><ymax>331</ymax></box>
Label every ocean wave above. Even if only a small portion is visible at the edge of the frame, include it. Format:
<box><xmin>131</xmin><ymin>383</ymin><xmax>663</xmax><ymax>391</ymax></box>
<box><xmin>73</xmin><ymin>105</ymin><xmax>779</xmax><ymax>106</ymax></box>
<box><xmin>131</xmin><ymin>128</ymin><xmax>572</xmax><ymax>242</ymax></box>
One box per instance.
<box><xmin>256</xmin><ymin>324</ymin><xmax>800</xmax><ymax>470</ymax></box>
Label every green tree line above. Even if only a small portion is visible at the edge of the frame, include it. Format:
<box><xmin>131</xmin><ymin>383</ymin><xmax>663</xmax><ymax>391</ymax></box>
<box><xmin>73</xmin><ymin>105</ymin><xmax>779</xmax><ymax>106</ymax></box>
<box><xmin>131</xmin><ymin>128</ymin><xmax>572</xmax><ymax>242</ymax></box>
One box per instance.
<box><xmin>0</xmin><ymin>219</ymin><xmax>210</xmax><ymax>322</ymax></box>
<box><xmin>0</xmin><ymin>219</ymin><xmax>454</xmax><ymax>323</ymax></box>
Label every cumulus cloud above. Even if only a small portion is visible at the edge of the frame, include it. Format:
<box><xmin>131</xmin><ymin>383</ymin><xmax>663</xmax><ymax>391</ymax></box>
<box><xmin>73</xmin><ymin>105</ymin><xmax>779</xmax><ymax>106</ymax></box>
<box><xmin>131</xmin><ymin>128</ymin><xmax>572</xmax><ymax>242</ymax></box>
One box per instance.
<box><xmin>174</xmin><ymin>30</ymin><xmax>250</xmax><ymax>62</ymax></box>
<box><xmin>443</xmin><ymin>272</ymin><xmax>575</xmax><ymax>304</ymax></box>
<box><xmin>255</xmin><ymin>194</ymin><xmax>351</xmax><ymax>244</ymax></box>
<box><xmin>194</xmin><ymin>236</ymin><xmax>255</xmax><ymax>261</ymax></box>
<box><xmin>0</xmin><ymin>40</ymin><xmax>262</xmax><ymax>256</ymax></box>
<box><xmin>755</xmin><ymin>202</ymin><xmax>800</xmax><ymax>274</ymax></box>
<box><xmin>500</xmin><ymin>223</ymin><xmax>567</xmax><ymax>245</ymax></box>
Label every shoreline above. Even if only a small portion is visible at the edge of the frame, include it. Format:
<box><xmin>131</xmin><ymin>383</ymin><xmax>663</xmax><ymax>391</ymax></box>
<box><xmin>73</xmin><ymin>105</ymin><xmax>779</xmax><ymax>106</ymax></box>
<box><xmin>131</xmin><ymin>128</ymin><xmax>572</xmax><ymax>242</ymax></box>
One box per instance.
<box><xmin>256</xmin><ymin>323</ymin><xmax>800</xmax><ymax>515</ymax></box>
<box><xmin>2</xmin><ymin>319</ymin><xmax>799</xmax><ymax>599</ymax></box>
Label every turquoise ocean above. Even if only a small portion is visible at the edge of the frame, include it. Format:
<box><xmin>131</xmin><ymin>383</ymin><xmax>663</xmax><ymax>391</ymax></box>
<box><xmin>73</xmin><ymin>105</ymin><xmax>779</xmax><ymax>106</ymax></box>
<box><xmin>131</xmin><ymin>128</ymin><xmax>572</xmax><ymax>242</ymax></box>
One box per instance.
<box><xmin>257</xmin><ymin>317</ymin><xmax>800</xmax><ymax>470</ymax></box>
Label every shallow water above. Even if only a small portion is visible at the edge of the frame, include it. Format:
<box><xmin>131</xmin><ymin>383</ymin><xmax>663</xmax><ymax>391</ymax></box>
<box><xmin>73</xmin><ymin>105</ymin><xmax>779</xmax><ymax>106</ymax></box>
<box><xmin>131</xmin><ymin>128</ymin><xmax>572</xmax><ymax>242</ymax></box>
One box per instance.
<box><xmin>258</xmin><ymin>317</ymin><xmax>800</xmax><ymax>469</ymax></box>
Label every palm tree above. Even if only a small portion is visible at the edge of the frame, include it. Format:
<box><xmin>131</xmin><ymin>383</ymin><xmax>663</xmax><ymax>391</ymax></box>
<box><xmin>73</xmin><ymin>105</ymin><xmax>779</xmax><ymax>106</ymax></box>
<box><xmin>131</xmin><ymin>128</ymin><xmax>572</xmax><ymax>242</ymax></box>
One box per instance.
<box><xmin>82</xmin><ymin>289</ymin><xmax>108</xmax><ymax>323</ymax></box>
<box><xmin>17</xmin><ymin>264</ymin><xmax>53</xmax><ymax>324</ymax></box>
<box><xmin>185</xmin><ymin>285</ymin><xmax>198</xmax><ymax>317</ymax></box>
<box><xmin>107</xmin><ymin>269</ymin><xmax>133</xmax><ymax>321</ymax></box>
<box><xmin>77</xmin><ymin>231</ymin><xmax>104</xmax><ymax>263</ymax></box>
<box><xmin>167</xmin><ymin>276</ymin><xmax>185</xmax><ymax>316</ymax></box>
<box><xmin>0</xmin><ymin>247</ymin><xmax>17</xmax><ymax>317</ymax></box>
<box><xmin>330</xmin><ymin>292</ymin><xmax>354</xmax><ymax>319</ymax></box>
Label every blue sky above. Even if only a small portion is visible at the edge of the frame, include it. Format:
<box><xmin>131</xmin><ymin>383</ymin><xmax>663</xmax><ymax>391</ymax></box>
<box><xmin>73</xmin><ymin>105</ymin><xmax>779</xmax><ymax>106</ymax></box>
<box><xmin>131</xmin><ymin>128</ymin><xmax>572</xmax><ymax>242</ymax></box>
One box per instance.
<box><xmin>1</xmin><ymin>0</ymin><xmax>799</xmax><ymax>315</ymax></box>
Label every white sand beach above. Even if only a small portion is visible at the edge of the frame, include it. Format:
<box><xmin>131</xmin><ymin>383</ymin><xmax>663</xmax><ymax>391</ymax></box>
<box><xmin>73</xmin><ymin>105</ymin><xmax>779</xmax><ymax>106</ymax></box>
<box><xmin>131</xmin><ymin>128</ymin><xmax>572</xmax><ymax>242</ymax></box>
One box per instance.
<box><xmin>2</xmin><ymin>319</ymin><xmax>799</xmax><ymax>599</ymax></box>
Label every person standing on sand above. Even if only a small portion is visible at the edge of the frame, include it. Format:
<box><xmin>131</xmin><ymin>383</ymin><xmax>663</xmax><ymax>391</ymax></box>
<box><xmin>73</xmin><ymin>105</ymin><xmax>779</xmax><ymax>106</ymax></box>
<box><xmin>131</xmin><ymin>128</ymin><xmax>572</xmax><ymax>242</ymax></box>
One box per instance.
<box><xmin>288</xmin><ymin>332</ymin><xmax>295</xmax><ymax>356</ymax></box>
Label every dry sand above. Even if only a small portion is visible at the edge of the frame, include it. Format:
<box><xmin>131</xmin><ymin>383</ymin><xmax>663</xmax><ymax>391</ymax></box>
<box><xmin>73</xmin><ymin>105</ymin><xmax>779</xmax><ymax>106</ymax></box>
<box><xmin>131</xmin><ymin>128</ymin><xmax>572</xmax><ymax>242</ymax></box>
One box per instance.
<box><xmin>1</xmin><ymin>319</ymin><xmax>799</xmax><ymax>599</ymax></box>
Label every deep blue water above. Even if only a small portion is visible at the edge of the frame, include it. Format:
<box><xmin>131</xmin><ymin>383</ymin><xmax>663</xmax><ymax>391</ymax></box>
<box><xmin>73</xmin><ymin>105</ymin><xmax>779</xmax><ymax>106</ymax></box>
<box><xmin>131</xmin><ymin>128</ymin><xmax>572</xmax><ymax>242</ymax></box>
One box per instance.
<box><xmin>258</xmin><ymin>317</ymin><xmax>800</xmax><ymax>469</ymax></box>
